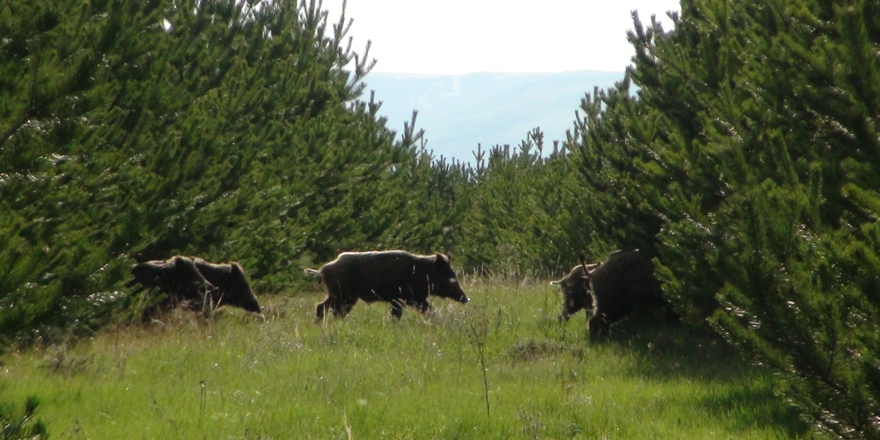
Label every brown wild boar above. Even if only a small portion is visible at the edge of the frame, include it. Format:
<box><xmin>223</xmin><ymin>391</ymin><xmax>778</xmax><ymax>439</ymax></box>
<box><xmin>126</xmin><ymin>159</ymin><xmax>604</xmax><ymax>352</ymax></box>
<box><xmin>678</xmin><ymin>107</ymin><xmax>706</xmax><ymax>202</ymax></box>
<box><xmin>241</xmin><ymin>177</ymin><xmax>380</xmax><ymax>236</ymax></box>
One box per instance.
<box><xmin>551</xmin><ymin>250</ymin><xmax>665</xmax><ymax>337</ymax></box>
<box><xmin>126</xmin><ymin>255</ymin><xmax>215</xmax><ymax>310</ymax></box>
<box><xmin>305</xmin><ymin>250</ymin><xmax>469</xmax><ymax>321</ymax></box>
<box><xmin>585</xmin><ymin>249</ymin><xmax>664</xmax><ymax>338</ymax></box>
<box><xmin>193</xmin><ymin>258</ymin><xmax>262</xmax><ymax>314</ymax></box>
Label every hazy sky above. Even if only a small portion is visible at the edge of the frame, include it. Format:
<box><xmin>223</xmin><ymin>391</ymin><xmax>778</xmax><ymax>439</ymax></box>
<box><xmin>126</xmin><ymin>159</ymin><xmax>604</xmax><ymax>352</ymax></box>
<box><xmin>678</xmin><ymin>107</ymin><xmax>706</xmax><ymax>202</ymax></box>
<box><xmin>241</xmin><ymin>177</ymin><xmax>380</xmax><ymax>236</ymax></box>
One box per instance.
<box><xmin>321</xmin><ymin>0</ymin><xmax>681</xmax><ymax>75</ymax></box>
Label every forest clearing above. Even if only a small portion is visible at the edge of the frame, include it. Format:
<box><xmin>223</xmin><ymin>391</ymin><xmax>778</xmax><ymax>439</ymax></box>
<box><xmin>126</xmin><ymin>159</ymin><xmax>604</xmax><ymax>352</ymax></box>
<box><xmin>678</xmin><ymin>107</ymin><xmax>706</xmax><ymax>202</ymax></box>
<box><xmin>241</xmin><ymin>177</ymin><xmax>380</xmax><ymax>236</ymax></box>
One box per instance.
<box><xmin>1</xmin><ymin>282</ymin><xmax>814</xmax><ymax>439</ymax></box>
<box><xmin>4</xmin><ymin>0</ymin><xmax>880</xmax><ymax>438</ymax></box>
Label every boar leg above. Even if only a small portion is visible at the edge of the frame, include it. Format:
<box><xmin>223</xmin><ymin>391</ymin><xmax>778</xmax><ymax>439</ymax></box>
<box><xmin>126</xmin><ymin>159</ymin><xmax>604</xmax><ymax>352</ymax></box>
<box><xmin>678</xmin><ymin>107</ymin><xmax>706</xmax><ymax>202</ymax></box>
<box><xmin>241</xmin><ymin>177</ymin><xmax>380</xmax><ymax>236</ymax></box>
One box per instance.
<box><xmin>390</xmin><ymin>299</ymin><xmax>405</xmax><ymax>319</ymax></box>
<box><xmin>316</xmin><ymin>297</ymin><xmax>354</xmax><ymax>321</ymax></box>
<box><xmin>408</xmin><ymin>299</ymin><xmax>433</xmax><ymax>315</ymax></box>
<box><xmin>589</xmin><ymin>313</ymin><xmax>611</xmax><ymax>340</ymax></box>
<box><xmin>335</xmin><ymin>298</ymin><xmax>356</xmax><ymax>318</ymax></box>
<box><xmin>316</xmin><ymin>298</ymin><xmax>333</xmax><ymax>322</ymax></box>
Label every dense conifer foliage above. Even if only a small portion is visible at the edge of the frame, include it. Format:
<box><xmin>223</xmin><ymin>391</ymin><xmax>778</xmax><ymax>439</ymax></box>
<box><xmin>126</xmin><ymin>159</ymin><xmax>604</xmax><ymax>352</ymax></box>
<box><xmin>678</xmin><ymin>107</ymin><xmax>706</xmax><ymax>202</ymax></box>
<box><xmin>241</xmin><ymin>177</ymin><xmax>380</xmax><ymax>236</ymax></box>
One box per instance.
<box><xmin>567</xmin><ymin>0</ymin><xmax>880</xmax><ymax>437</ymax></box>
<box><xmin>0</xmin><ymin>0</ymin><xmax>446</xmax><ymax>348</ymax></box>
<box><xmin>455</xmin><ymin>132</ymin><xmax>589</xmax><ymax>278</ymax></box>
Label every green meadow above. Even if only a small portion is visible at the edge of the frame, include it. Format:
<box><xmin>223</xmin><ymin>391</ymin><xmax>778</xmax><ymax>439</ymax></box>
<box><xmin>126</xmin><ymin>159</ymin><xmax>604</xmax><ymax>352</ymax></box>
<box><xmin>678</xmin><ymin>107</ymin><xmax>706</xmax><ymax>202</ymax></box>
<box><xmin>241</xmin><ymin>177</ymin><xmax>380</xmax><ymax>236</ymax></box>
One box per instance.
<box><xmin>1</xmin><ymin>282</ymin><xmax>819</xmax><ymax>439</ymax></box>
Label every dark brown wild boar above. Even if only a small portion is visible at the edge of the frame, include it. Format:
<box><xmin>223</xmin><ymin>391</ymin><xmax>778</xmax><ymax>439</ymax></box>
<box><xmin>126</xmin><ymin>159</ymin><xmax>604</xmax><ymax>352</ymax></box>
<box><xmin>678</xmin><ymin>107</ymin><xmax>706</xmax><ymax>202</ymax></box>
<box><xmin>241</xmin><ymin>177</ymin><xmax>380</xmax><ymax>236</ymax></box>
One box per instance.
<box><xmin>193</xmin><ymin>258</ymin><xmax>261</xmax><ymax>314</ymax></box>
<box><xmin>305</xmin><ymin>250</ymin><xmax>469</xmax><ymax>321</ymax></box>
<box><xmin>126</xmin><ymin>255</ymin><xmax>215</xmax><ymax>311</ymax></box>
<box><xmin>584</xmin><ymin>249</ymin><xmax>664</xmax><ymax>338</ymax></box>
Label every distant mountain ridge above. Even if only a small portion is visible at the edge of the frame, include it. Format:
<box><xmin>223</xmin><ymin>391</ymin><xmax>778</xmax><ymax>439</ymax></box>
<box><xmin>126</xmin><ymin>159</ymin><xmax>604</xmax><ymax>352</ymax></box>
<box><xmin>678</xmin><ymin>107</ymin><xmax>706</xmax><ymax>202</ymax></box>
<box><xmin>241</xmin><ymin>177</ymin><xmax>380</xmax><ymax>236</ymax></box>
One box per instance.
<box><xmin>363</xmin><ymin>70</ymin><xmax>624</xmax><ymax>162</ymax></box>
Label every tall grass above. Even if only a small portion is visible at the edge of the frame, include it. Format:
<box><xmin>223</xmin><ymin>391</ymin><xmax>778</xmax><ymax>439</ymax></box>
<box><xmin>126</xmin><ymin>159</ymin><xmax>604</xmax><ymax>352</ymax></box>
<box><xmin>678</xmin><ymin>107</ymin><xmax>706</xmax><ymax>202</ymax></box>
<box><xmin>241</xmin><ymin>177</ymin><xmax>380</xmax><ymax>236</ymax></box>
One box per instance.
<box><xmin>1</xmin><ymin>281</ymin><xmax>820</xmax><ymax>439</ymax></box>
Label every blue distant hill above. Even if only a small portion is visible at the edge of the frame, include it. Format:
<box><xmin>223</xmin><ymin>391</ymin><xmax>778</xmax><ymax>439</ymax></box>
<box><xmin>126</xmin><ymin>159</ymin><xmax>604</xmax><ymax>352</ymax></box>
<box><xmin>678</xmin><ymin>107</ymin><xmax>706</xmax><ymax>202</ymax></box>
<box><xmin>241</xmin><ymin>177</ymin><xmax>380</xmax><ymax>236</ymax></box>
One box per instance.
<box><xmin>362</xmin><ymin>70</ymin><xmax>624</xmax><ymax>162</ymax></box>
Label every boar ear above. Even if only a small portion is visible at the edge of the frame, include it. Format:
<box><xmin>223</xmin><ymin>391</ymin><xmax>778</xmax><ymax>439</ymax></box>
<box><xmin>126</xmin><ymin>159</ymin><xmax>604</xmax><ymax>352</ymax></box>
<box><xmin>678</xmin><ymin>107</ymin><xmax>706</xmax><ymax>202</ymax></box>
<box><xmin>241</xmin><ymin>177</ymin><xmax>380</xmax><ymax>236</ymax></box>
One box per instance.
<box><xmin>434</xmin><ymin>253</ymin><xmax>450</xmax><ymax>265</ymax></box>
<box><xmin>230</xmin><ymin>262</ymin><xmax>245</xmax><ymax>278</ymax></box>
<box><xmin>172</xmin><ymin>256</ymin><xmax>187</xmax><ymax>269</ymax></box>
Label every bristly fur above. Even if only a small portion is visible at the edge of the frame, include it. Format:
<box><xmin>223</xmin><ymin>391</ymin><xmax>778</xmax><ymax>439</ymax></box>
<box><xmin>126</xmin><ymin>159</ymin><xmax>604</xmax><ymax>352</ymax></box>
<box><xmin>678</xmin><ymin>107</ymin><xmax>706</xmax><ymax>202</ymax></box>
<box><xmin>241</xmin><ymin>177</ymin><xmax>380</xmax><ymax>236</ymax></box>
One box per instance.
<box><xmin>193</xmin><ymin>258</ymin><xmax>261</xmax><ymax>314</ymax></box>
<box><xmin>306</xmin><ymin>250</ymin><xmax>469</xmax><ymax>321</ymax></box>
<box><xmin>586</xmin><ymin>250</ymin><xmax>663</xmax><ymax>337</ymax></box>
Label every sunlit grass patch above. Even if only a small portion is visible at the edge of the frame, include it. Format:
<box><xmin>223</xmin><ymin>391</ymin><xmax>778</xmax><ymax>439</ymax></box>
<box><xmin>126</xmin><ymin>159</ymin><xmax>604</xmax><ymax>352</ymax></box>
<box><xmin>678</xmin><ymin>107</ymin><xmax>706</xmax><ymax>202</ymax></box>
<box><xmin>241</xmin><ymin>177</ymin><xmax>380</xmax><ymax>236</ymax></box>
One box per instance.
<box><xmin>1</xmin><ymin>282</ymin><xmax>821</xmax><ymax>439</ymax></box>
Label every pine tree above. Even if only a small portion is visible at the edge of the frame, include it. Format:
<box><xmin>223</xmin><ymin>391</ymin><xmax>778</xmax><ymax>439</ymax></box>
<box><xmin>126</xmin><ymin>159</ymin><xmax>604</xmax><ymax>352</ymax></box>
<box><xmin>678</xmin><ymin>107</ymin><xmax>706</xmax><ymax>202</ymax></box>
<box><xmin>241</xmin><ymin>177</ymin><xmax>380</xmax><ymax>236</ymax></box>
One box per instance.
<box><xmin>0</xmin><ymin>0</ymin><xmax>438</xmax><ymax>346</ymax></box>
<box><xmin>568</xmin><ymin>0</ymin><xmax>880</xmax><ymax>436</ymax></box>
<box><xmin>455</xmin><ymin>129</ymin><xmax>588</xmax><ymax>279</ymax></box>
<box><xmin>568</xmin><ymin>79</ymin><xmax>666</xmax><ymax>258</ymax></box>
<box><xmin>1</xmin><ymin>0</ymin><xmax>156</xmax><ymax>346</ymax></box>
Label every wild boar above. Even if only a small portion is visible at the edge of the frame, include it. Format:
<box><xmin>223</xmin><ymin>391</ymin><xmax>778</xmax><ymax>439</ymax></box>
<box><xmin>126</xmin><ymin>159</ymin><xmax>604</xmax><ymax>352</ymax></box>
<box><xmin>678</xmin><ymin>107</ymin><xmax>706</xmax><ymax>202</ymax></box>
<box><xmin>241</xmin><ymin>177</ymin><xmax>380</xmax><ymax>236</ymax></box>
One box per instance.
<box><xmin>127</xmin><ymin>255</ymin><xmax>215</xmax><ymax>310</ymax></box>
<box><xmin>305</xmin><ymin>250</ymin><xmax>469</xmax><ymax>321</ymax></box>
<box><xmin>585</xmin><ymin>249</ymin><xmax>664</xmax><ymax>338</ymax></box>
<box><xmin>193</xmin><ymin>258</ymin><xmax>261</xmax><ymax>314</ymax></box>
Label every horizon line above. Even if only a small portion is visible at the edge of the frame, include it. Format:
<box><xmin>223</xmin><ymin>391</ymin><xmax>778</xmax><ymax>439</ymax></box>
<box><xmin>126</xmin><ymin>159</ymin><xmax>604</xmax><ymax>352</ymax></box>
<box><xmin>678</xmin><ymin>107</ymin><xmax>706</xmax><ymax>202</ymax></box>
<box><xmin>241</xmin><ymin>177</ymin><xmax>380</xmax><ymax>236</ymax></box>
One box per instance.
<box><xmin>365</xmin><ymin>68</ymin><xmax>626</xmax><ymax>78</ymax></box>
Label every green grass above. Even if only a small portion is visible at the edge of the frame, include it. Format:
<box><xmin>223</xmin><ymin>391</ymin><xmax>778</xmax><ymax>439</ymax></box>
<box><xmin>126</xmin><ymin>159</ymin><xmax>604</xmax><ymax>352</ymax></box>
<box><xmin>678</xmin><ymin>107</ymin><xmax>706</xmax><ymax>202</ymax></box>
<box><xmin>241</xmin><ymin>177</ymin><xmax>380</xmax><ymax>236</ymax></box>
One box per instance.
<box><xmin>1</xmin><ymin>281</ymin><xmax>822</xmax><ymax>439</ymax></box>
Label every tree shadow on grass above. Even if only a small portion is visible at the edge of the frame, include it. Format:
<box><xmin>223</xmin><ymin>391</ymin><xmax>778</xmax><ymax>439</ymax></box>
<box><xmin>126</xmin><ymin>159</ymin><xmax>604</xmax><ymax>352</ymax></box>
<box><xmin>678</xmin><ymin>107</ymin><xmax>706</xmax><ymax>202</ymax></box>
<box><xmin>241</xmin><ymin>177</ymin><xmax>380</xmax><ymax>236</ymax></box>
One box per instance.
<box><xmin>698</xmin><ymin>385</ymin><xmax>812</xmax><ymax>439</ymax></box>
<box><xmin>587</xmin><ymin>314</ymin><xmax>816</xmax><ymax>439</ymax></box>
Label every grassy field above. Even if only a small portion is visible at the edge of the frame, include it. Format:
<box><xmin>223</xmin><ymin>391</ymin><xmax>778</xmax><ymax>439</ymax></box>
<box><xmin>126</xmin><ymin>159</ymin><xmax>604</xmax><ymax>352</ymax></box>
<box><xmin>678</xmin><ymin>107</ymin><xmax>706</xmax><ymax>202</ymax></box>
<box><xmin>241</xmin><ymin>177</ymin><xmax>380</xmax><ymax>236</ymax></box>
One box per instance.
<box><xmin>1</xmin><ymin>280</ymin><xmax>822</xmax><ymax>439</ymax></box>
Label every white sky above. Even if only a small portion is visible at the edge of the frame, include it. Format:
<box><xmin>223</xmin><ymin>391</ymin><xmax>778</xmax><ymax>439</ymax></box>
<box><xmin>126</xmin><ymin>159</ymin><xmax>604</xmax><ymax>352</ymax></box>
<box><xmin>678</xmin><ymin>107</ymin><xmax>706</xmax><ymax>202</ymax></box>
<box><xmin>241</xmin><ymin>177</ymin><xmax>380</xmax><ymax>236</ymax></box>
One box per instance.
<box><xmin>321</xmin><ymin>0</ymin><xmax>681</xmax><ymax>75</ymax></box>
